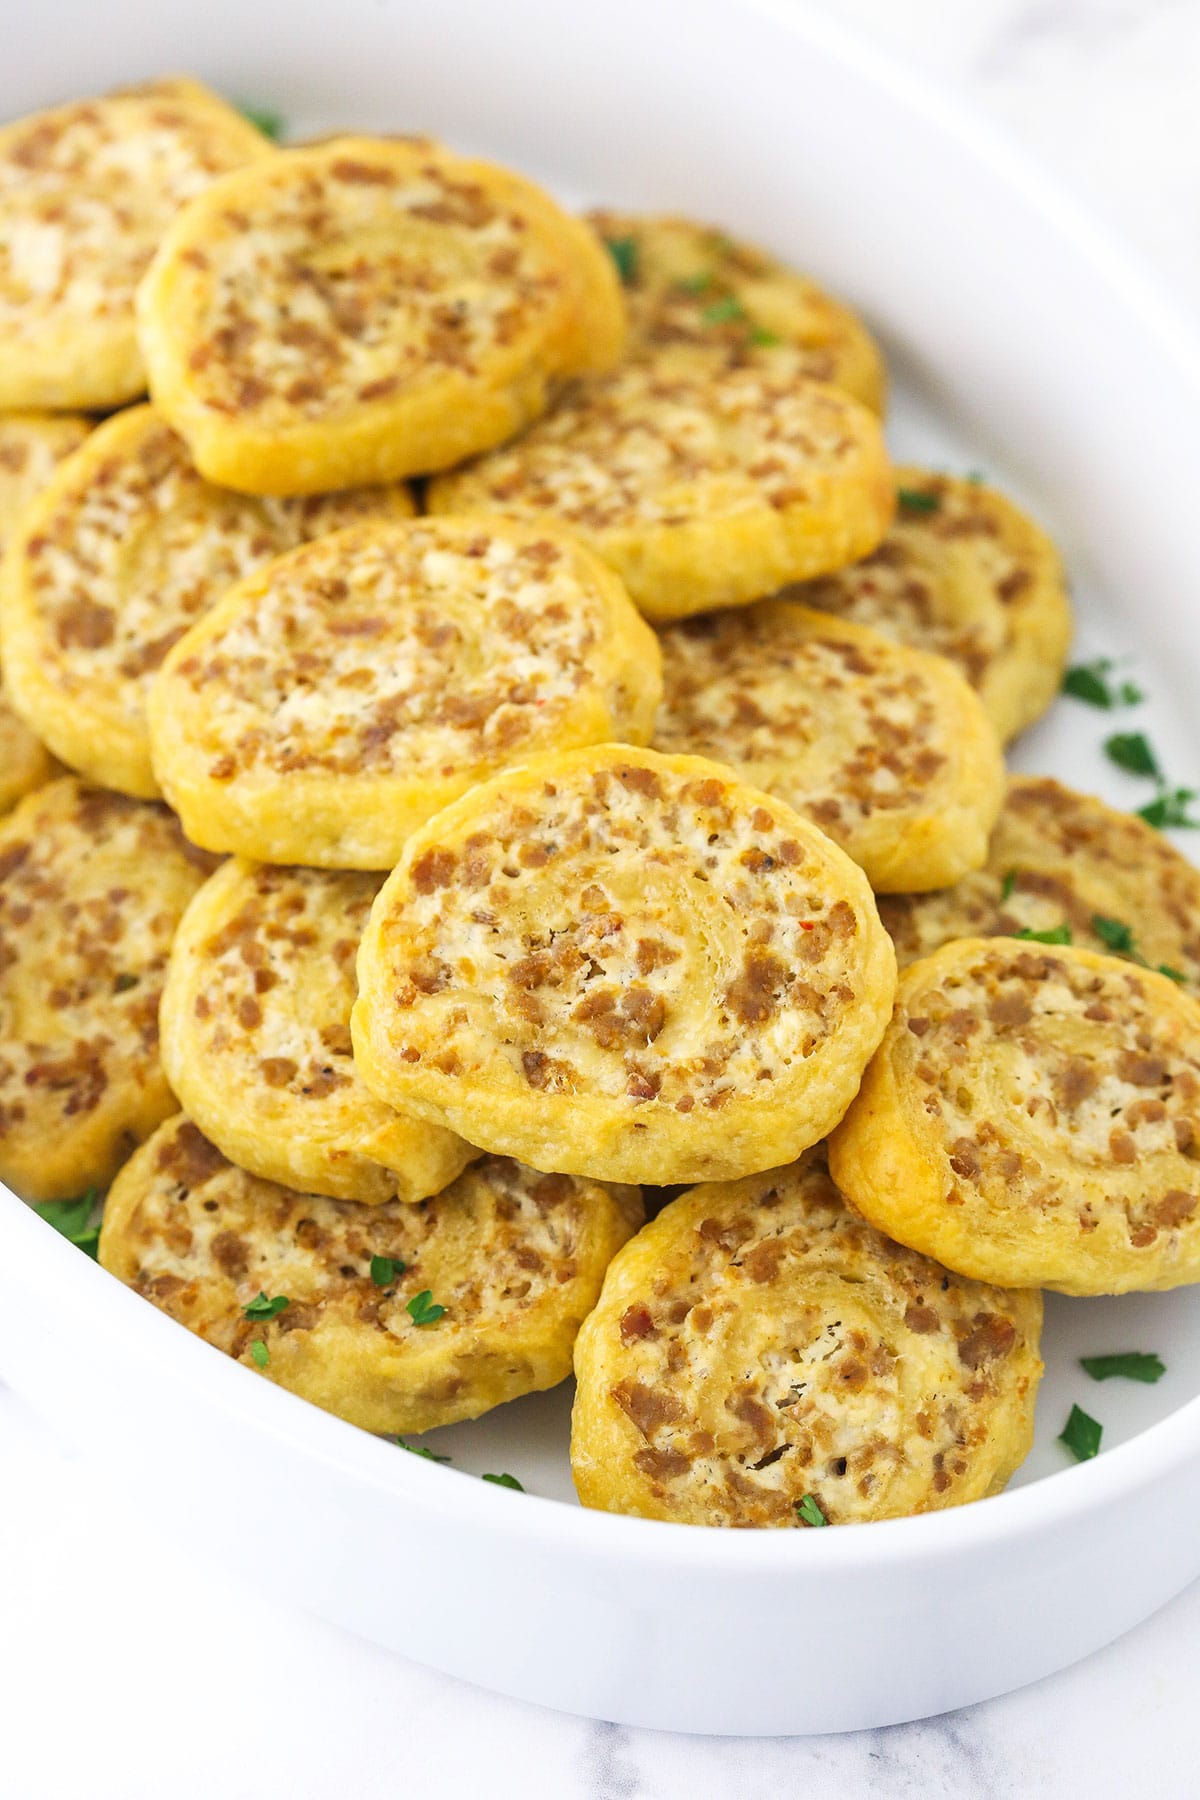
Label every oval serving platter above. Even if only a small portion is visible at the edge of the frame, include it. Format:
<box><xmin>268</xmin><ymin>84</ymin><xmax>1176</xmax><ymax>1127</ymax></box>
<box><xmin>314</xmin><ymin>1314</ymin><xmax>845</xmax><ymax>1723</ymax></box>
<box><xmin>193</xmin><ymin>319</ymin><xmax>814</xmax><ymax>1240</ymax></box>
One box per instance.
<box><xmin>3</xmin><ymin>0</ymin><xmax>1200</xmax><ymax>1736</ymax></box>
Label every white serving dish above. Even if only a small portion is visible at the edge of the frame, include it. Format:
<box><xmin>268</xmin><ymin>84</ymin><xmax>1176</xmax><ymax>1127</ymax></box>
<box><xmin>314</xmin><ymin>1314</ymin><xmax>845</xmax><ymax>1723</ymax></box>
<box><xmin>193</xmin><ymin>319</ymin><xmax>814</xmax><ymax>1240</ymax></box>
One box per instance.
<box><xmin>5</xmin><ymin>0</ymin><xmax>1200</xmax><ymax>1738</ymax></box>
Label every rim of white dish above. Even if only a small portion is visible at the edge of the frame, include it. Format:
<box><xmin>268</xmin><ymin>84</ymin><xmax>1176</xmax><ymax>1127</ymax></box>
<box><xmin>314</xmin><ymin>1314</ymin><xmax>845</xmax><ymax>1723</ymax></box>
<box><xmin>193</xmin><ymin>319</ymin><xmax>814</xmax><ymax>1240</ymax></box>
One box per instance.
<box><xmin>6</xmin><ymin>1180</ymin><xmax>1199</xmax><ymax>1571</ymax></box>
<box><xmin>6</xmin><ymin>0</ymin><xmax>1200</xmax><ymax>1571</ymax></box>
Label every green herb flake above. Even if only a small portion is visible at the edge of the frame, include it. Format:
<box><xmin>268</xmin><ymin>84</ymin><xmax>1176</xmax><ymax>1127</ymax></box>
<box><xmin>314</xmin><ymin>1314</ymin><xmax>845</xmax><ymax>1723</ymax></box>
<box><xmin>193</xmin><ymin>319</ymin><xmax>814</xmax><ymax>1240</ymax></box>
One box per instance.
<box><xmin>242</xmin><ymin>1291</ymin><xmax>289</xmax><ymax>1320</ymax></box>
<box><xmin>482</xmin><ymin>1472</ymin><xmax>525</xmax><ymax>1491</ymax></box>
<box><xmin>1062</xmin><ymin>661</ymin><xmax>1115</xmax><ymax>708</ymax></box>
<box><xmin>249</xmin><ymin>1340</ymin><xmax>270</xmax><ymax>1369</ymax></box>
<box><xmin>748</xmin><ymin>325</ymin><xmax>782</xmax><ymax>346</ymax></box>
<box><xmin>1139</xmin><ymin>788</ymin><xmax>1200</xmax><ymax>830</ymax></box>
<box><xmin>1085</xmin><ymin>914</ymin><xmax>1189</xmax><ymax>980</ymax></box>
<box><xmin>34</xmin><ymin>1190</ymin><xmax>100</xmax><ymax>1258</ymax></box>
<box><xmin>239</xmin><ymin>104</ymin><xmax>285</xmax><ymax>141</ymax></box>
<box><xmin>1061</xmin><ymin>658</ymin><xmax>1143</xmax><ymax>710</ymax></box>
<box><xmin>1015</xmin><ymin>923</ymin><xmax>1072</xmax><ymax>946</ymax></box>
<box><xmin>1080</xmin><ymin>1351</ymin><xmax>1165</xmax><ymax>1385</ymax></box>
<box><xmin>701</xmin><ymin>295</ymin><xmax>747</xmax><ymax>326</ymax></box>
<box><xmin>113</xmin><ymin>972</ymin><xmax>139</xmax><ymax>993</ymax></box>
<box><xmin>1091</xmin><ymin>914</ymin><xmax>1135</xmax><ymax>955</ymax></box>
<box><xmin>795</xmin><ymin>1493</ymin><xmax>828</xmax><ymax>1528</ymax></box>
<box><xmin>677</xmin><ymin>270</ymin><xmax>715</xmax><ymax>294</ymax></box>
<box><xmin>370</xmin><ymin>1254</ymin><xmax>405</xmax><ymax>1287</ymax></box>
<box><xmin>1059</xmin><ymin>1403</ymin><xmax>1102</xmax><ymax>1462</ymax></box>
<box><xmin>896</xmin><ymin>487</ymin><xmax>940</xmax><ymax>515</ymax></box>
<box><xmin>406</xmin><ymin>1289</ymin><xmax>447</xmax><ymax>1327</ymax></box>
<box><xmin>1104</xmin><ymin>731</ymin><xmax>1162</xmax><ymax>780</ymax></box>
<box><xmin>1000</xmin><ymin>869</ymin><xmax>1017</xmax><ymax>903</ymax></box>
<box><xmin>604</xmin><ymin>236</ymin><xmax>639</xmax><ymax>285</ymax></box>
<box><xmin>396</xmin><ymin>1438</ymin><xmax>451</xmax><ymax>1463</ymax></box>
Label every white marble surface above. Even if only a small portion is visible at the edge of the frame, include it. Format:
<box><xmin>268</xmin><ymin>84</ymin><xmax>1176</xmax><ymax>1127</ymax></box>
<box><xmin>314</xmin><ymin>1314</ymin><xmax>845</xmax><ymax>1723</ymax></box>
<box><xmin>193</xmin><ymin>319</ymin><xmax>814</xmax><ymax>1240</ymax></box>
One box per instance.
<box><xmin>4</xmin><ymin>1378</ymin><xmax>1200</xmax><ymax>1800</ymax></box>
<box><xmin>7</xmin><ymin>2</ymin><xmax>1200</xmax><ymax>1793</ymax></box>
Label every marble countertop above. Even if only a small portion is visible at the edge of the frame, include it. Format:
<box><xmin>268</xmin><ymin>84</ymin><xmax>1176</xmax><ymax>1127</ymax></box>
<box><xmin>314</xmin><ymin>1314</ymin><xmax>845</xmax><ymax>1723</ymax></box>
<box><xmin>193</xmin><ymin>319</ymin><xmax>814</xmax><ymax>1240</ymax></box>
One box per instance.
<box><xmin>7</xmin><ymin>3</ymin><xmax>1200</xmax><ymax>1794</ymax></box>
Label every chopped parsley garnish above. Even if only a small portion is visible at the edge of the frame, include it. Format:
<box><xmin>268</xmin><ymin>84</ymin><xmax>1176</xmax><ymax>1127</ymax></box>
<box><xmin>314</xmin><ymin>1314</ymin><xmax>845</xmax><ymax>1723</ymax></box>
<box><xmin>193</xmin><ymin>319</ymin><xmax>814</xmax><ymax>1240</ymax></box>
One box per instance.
<box><xmin>249</xmin><ymin>1340</ymin><xmax>270</xmax><ymax>1369</ymax></box>
<box><xmin>795</xmin><ymin>1493</ymin><xmax>828</xmax><ymax>1527</ymax></box>
<box><xmin>243</xmin><ymin>1291</ymin><xmax>289</xmax><ymax>1320</ymax></box>
<box><xmin>896</xmin><ymin>487</ymin><xmax>940</xmax><ymax>515</ymax></box>
<box><xmin>1104</xmin><ymin>731</ymin><xmax>1161</xmax><ymax>780</ymax></box>
<box><xmin>370</xmin><ymin>1254</ymin><xmax>405</xmax><ymax>1287</ymax></box>
<box><xmin>701</xmin><ymin>295</ymin><xmax>747</xmax><ymax>326</ymax></box>
<box><xmin>677</xmin><ymin>270</ymin><xmax>714</xmax><ymax>294</ymax></box>
<box><xmin>1076</xmin><ymin>913</ymin><xmax>1187</xmax><ymax>982</ymax></box>
<box><xmin>748</xmin><ymin>325</ymin><xmax>781</xmax><ymax>346</ymax></box>
<box><xmin>1091</xmin><ymin>914</ymin><xmax>1135</xmax><ymax>955</ymax></box>
<box><xmin>113</xmin><ymin>972</ymin><xmax>139</xmax><ymax>993</ymax></box>
<box><xmin>34</xmin><ymin>1190</ymin><xmax>100</xmax><ymax>1258</ymax></box>
<box><xmin>1000</xmin><ymin>868</ymin><xmax>1017</xmax><ymax>903</ymax></box>
<box><xmin>1139</xmin><ymin>787</ymin><xmax>1200</xmax><ymax>830</ymax></box>
<box><xmin>1059</xmin><ymin>1403</ymin><xmax>1102</xmax><ymax>1462</ymax></box>
<box><xmin>1015</xmin><ymin>923</ymin><xmax>1072</xmax><ymax>946</ymax></box>
<box><xmin>482</xmin><ymin>1472</ymin><xmax>525</xmax><ymax>1491</ymax></box>
<box><xmin>406</xmin><ymin>1289</ymin><xmax>446</xmax><ymax>1327</ymax></box>
<box><xmin>396</xmin><ymin>1438</ymin><xmax>451</xmax><ymax>1462</ymax></box>
<box><xmin>1080</xmin><ymin>1351</ymin><xmax>1165</xmax><ymax>1384</ymax></box>
<box><xmin>1061</xmin><ymin>663</ymin><xmax>1111</xmax><ymax>708</ymax></box>
<box><xmin>604</xmin><ymin>236</ymin><xmax>639</xmax><ymax>286</ymax></box>
<box><xmin>239</xmin><ymin>104</ymin><xmax>285</xmax><ymax>141</ymax></box>
<box><xmin>1059</xmin><ymin>657</ymin><xmax>1185</xmax><ymax>834</ymax></box>
<box><xmin>1061</xmin><ymin>658</ymin><xmax>1143</xmax><ymax>710</ymax></box>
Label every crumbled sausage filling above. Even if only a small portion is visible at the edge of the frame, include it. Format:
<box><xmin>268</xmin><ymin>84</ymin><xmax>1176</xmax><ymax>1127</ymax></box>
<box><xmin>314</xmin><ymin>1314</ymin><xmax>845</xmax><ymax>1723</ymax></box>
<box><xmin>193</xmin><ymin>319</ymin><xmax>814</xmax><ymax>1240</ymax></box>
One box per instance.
<box><xmin>799</xmin><ymin>472</ymin><xmax>1034</xmax><ymax>693</ymax></box>
<box><xmin>0</xmin><ymin>415</ymin><xmax>91</xmax><ymax>552</ymax></box>
<box><xmin>123</xmin><ymin>1119</ymin><xmax>629</xmax><ymax>1352</ymax></box>
<box><xmin>655</xmin><ymin>605</ymin><xmax>952</xmax><ymax>834</ymax></box>
<box><xmin>600</xmin><ymin>1153</ymin><xmax>1034</xmax><ymax>1525</ymax></box>
<box><xmin>170</xmin><ymin>525</ymin><xmax>631</xmax><ymax>780</ymax></box>
<box><xmin>583</xmin><ymin>211</ymin><xmax>859</xmax><ymax>378</ymax></box>
<box><xmin>0</xmin><ymin>783</ymin><xmax>213</xmax><ymax>1145</ymax></box>
<box><xmin>880</xmin><ymin>776</ymin><xmax>1200</xmax><ymax>987</ymax></box>
<box><xmin>898</xmin><ymin>946</ymin><xmax>1200</xmax><ymax>1246</ymax></box>
<box><xmin>380</xmin><ymin>761</ymin><xmax>869</xmax><ymax>1107</ymax></box>
<box><xmin>189</xmin><ymin>865</ymin><xmax>377</xmax><ymax>1112</ymax></box>
<box><xmin>23</xmin><ymin>417</ymin><xmax>408</xmax><ymax>719</ymax></box>
<box><xmin>0</xmin><ymin>82</ymin><xmax>263</xmax><ymax>339</ymax></box>
<box><xmin>180</xmin><ymin>150</ymin><xmax>571</xmax><ymax>421</ymax></box>
<box><xmin>436</xmin><ymin>355</ymin><xmax>874</xmax><ymax>531</ymax></box>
